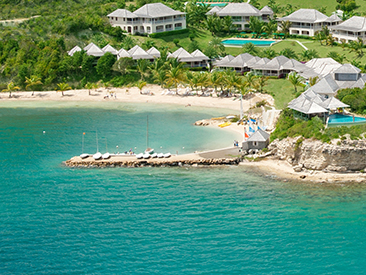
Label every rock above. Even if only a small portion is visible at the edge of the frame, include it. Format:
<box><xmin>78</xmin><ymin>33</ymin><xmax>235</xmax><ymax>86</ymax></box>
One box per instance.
<box><xmin>293</xmin><ymin>165</ymin><xmax>303</xmax><ymax>172</ymax></box>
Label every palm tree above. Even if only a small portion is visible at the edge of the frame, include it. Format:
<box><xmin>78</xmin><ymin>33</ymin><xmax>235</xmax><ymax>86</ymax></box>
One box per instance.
<box><xmin>85</xmin><ymin>82</ymin><xmax>93</xmax><ymax>95</ymax></box>
<box><xmin>153</xmin><ymin>68</ymin><xmax>168</xmax><ymax>87</ymax></box>
<box><xmin>137</xmin><ymin>59</ymin><xmax>150</xmax><ymax>80</ymax></box>
<box><xmin>245</xmin><ymin>72</ymin><xmax>257</xmax><ymax>90</ymax></box>
<box><xmin>165</xmin><ymin>66</ymin><xmax>185</xmax><ymax>94</ymax></box>
<box><xmin>280</xmin><ymin>48</ymin><xmax>298</xmax><ymax>59</ymax></box>
<box><xmin>288</xmin><ymin>72</ymin><xmax>304</xmax><ymax>93</ymax></box>
<box><xmin>248</xmin><ymin>16</ymin><xmax>263</xmax><ymax>38</ymax></box>
<box><xmin>209</xmin><ymin>37</ymin><xmax>226</xmax><ymax>57</ymax></box>
<box><xmin>308</xmin><ymin>76</ymin><xmax>319</xmax><ymax>87</ymax></box>
<box><xmin>238</xmin><ymin>77</ymin><xmax>250</xmax><ymax>96</ymax></box>
<box><xmin>196</xmin><ymin>72</ymin><xmax>210</xmax><ymax>95</ymax></box>
<box><xmin>327</xmin><ymin>51</ymin><xmax>346</xmax><ymax>63</ymax></box>
<box><xmin>279</xmin><ymin>20</ymin><xmax>291</xmax><ymax>36</ymax></box>
<box><xmin>123</xmin><ymin>36</ymin><xmax>135</xmax><ymax>50</ymax></box>
<box><xmin>224</xmin><ymin>70</ymin><xmax>240</xmax><ymax>95</ymax></box>
<box><xmin>242</xmin><ymin>43</ymin><xmax>259</xmax><ymax>55</ymax></box>
<box><xmin>210</xmin><ymin>70</ymin><xmax>223</xmax><ymax>94</ymax></box>
<box><xmin>141</xmin><ymin>40</ymin><xmax>156</xmax><ymax>50</ymax></box>
<box><xmin>25</xmin><ymin>75</ymin><xmax>42</xmax><ymax>96</ymax></box>
<box><xmin>253</xmin><ymin>76</ymin><xmax>269</xmax><ymax>93</ymax></box>
<box><xmin>261</xmin><ymin>48</ymin><xmax>277</xmax><ymax>59</ymax></box>
<box><xmin>136</xmin><ymin>80</ymin><xmax>147</xmax><ymax>94</ymax></box>
<box><xmin>57</xmin><ymin>82</ymin><xmax>72</xmax><ymax>96</ymax></box>
<box><xmin>300</xmin><ymin>49</ymin><xmax>319</xmax><ymax>61</ymax></box>
<box><xmin>2</xmin><ymin>82</ymin><xmax>20</xmax><ymax>98</ymax></box>
<box><xmin>349</xmin><ymin>38</ymin><xmax>365</xmax><ymax>59</ymax></box>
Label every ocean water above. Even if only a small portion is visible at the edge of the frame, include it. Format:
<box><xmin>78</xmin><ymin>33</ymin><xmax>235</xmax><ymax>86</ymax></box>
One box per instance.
<box><xmin>1</xmin><ymin>102</ymin><xmax>366</xmax><ymax>274</ymax></box>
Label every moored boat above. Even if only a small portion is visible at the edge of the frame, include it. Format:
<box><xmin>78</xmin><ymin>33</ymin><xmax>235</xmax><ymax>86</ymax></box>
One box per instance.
<box><xmin>93</xmin><ymin>152</ymin><xmax>102</xmax><ymax>160</ymax></box>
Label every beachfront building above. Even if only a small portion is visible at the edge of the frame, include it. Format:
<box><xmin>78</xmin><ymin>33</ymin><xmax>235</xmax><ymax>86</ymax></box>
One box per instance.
<box><xmin>331</xmin><ymin>16</ymin><xmax>366</xmax><ymax>43</ymax></box>
<box><xmin>168</xmin><ymin>48</ymin><xmax>210</xmax><ymax>68</ymax></box>
<box><xmin>107</xmin><ymin>3</ymin><xmax>186</xmax><ymax>35</ymax></box>
<box><xmin>206</xmin><ymin>3</ymin><xmax>273</xmax><ymax>31</ymax></box>
<box><xmin>277</xmin><ymin>9</ymin><xmax>342</xmax><ymax>37</ymax></box>
<box><xmin>242</xmin><ymin>129</ymin><xmax>270</xmax><ymax>152</ymax></box>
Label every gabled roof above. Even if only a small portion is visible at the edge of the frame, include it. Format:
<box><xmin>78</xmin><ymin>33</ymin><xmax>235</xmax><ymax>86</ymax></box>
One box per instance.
<box><xmin>169</xmin><ymin>47</ymin><xmax>192</xmax><ymax>60</ymax></box>
<box><xmin>85</xmin><ymin>43</ymin><xmax>104</xmax><ymax>57</ymax></box>
<box><xmin>255</xmin><ymin>55</ymin><xmax>289</xmax><ymax>70</ymax></box>
<box><xmin>321</xmin><ymin>96</ymin><xmax>349</xmax><ymax>109</ymax></box>
<box><xmin>324</xmin><ymin>13</ymin><xmax>342</xmax><ymax>23</ymax></box>
<box><xmin>102</xmin><ymin>44</ymin><xmax>118</xmax><ymax>55</ymax></box>
<box><xmin>67</xmin><ymin>46</ymin><xmax>82</xmax><ymax>56</ymax></box>
<box><xmin>331</xmin><ymin>16</ymin><xmax>366</xmax><ymax>32</ymax></box>
<box><xmin>247</xmin><ymin>129</ymin><xmax>270</xmax><ymax>142</ymax></box>
<box><xmin>191</xmin><ymin>49</ymin><xmax>209</xmax><ymax>60</ymax></box>
<box><xmin>260</xmin><ymin>5</ymin><xmax>273</xmax><ymax>15</ymax></box>
<box><xmin>305</xmin><ymin>58</ymin><xmax>342</xmax><ymax>77</ymax></box>
<box><xmin>213</xmin><ymin>55</ymin><xmax>235</xmax><ymax>66</ymax></box>
<box><xmin>117</xmin><ymin>48</ymin><xmax>131</xmax><ymax>59</ymax></box>
<box><xmin>216</xmin><ymin>3</ymin><xmax>261</xmax><ymax>17</ymax></box>
<box><xmin>128</xmin><ymin>45</ymin><xmax>153</xmax><ymax>59</ymax></box>
<box><xmin>84</xmin><ymin>43</ymin><xmax>97</xmax><ymax>51</ymax></box>
<box><xmin>225</xmin><ymin>53</ymin><xmax>254</xmax><ymax>67</ymax></box>
<box><xmin>310</xmin><ymin>74</ymin><xmax>339</xmax><ymax>95</ymax></box>
<box><xmin>334</xmin><ymin>64</ymin><xmax>361</xmax><ymax>74</ymax></box>
<box><xmin>107</xmin><ymin>9</ymin><xmax>138</xmax><ymax>18</ymax></box>
<box><xmin>281</xmin><ymin>59</ymin><xmax>307</xmax><ymax>71</ymax></box>
<box><xmin>206</xmin><ymin>6</ymin><xmax>222</xmax><ymax>16</ymax></box>
<box><xmin>147</xmin><ymin>47</ymin><xmax>161</xmax><ymax>58</ymax></box>
<box><xmin>133</xmin><ymin>3</ymin><xmax>184</xmax><ymax>18</ymax></box>
<box><xmin>278</xmin><ymin>9</ymin><xmax>328</xmax><ymax>23</ymax></box>
<box><xmin>289</xmin><ymin>97</ymin><xmax>328</xmax><ymax>114</ymax></box>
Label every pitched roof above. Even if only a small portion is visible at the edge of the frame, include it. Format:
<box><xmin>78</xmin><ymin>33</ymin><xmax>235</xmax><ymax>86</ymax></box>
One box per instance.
<box><xmin>206</xmin><ymin>6</ymin><xmax>222</xmax><ymax>15</ymax></box>
<box><xmin>67</xmin><ymin>46</ymin><xmax>82</xmax><ymax>56</ymax></box>
<box><xmin>334</xmin><ymin>64</ymin><xmax>361</xmax><ymax>74</ymax></box>
<box><xmin>278</xmin><ymin>9</ymin><xmax>328</xmax><ymax>23</ymax></box>
<box><xmin>253</xmin><ymin>55</ymin><xmax>289</xmax><ymax>70</ymax></box>
<box><xmin>289</xmin><ymin>97</ymin><xmax>328</xmax><ymax>114</ymax></box>
<box><xmin>191</xmin><ymin>49</ymin><xmax>209</xmax><ymax>60</ymax></box>
<box><xmin>147</xmin><ymin>46</ymin><xmax>161</xmax><ymax>58</ymax></box>
<box><xmin>281</xmin><ymin>58</ymin><xmax>307</xmax><ymax>71</ymax></box>
<box><xmin>216</xmin><ymin>3</ymin><xmax>261</xmax><ymax>17</ymax></box>
<box><xmin>247</xmin><ymin>129</ymin><xmax>270</xmax><ymax>142</ymax></box>
<box><xmin>321</xmin><ymin>96</ymin><xmax>349</xmax><ymax>109</ymax></box>
<box><xmin>305</xmin><ymin>58</ymin><xmax>342</xmax><ymax>77</ymax></box>
<box><xmin>85</xmin><ymin>43</ymin><xmax>104</xmax><ymax>57</ymax></box>
<box><xmin>128</xmin><ymin>45</ymin><xmax>153</xmax><ymax>59</ymax></box>
<box><xmin>310</xmin><ymin>74</ymin><xmax>339</xmax><ymax>95</ymax></box>
<box><xmin>133</xmin><ymin>3</ymin><xmax>184</xmax><ymax>18</ymax></box>
<box><xmin>224</xmin><ymin>53</ymin><xmax>254</xmax><ymax>68</ymax></box>
<box><xmin>324</xmin><ymin>13</ymin><xmax>342</xmax><ymax>23</ymax></box>
<box><xmin>213</xmin><ymin>55</ymin><xmax>235</xmax><ymax>66</ymax></box>
<box><xmin>84</xmin><ymin>42</ymin><xmax>97</xmax><ymax>51</ymax></box>
<box><xmin>102</xmin><ymin>44</ymin><xmax>118</xmax><ymax>55</ymax></box>
<box><xmin>117</xmin><ymin>48</ymin><xmax>131</xmax><ymax>59</ymax></box>
<box><xmin>260</xmin><ymin>5</ymin><xmax>273</xmax><ymax>15</ymax></box>
<box><xmin>169</xmin><ymin>47</ymin><xmax>208</xmax><ymax>62</ymax></box>
<box><xmin>107</xmin><ymin>9</ymin><xmax>138</xmax><ymax>18</ymax></box>
<box><xmin>331</xmin><ymin>16</ymin><xmax>366</xmax><ymax>32</ymax></box>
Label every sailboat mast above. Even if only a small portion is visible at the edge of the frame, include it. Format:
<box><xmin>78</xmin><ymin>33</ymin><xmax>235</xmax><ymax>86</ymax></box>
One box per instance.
<box><xmin>96</xmin><ymin>131</ymin><xmax>99</xmax><ymax>152</ymax></box>
<box><xmin>146</xmin><ymin>115</ymin><xmax>149</xmax><ymax>149</ymax></box>
<box><xmin>82</xmin><ymin>132</ymin><xmax>85</xmax><ymax>154</ymax></box>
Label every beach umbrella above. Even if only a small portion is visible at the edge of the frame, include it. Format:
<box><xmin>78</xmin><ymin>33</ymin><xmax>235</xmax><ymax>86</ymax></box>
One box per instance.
<box><xmin>240</xmin><ymin>32</ymin><xmax>246</xmax><ymax>34</ymax></box>
<box><xmin>279</xmin><ymin>33</ymin><xmax>285</xmax><ymax>36</ymax></box>
<box><xmin>261</xmin><ymin>32</ymin><xmax>267</xmax><ymax>36</ymax></box>
<box><xmin>251</xmin><ymin>32</ymin><xmax>257</xmax><ymax>34</ymax></box>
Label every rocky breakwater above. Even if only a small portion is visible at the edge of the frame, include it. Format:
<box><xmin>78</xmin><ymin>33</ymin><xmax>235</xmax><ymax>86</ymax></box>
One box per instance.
<box><xmin>64</xmin><ymin>157</ymin><xmax>241</xmax><ymax>168</ymax></box>
<box><xmin>269</xmin><ymin>137</ymin><xmax>366</xmax><ymax>172</ymax></box>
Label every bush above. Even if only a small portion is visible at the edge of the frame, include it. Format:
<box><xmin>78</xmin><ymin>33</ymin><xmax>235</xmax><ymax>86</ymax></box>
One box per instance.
<box><xmin>149</xmin><ymin>28</ymin><xmax>189</xmax><ymax>38</ymax></box>
<box><xmin>255</xmin><ymin>100</ymin><xmax>267</xmax><ymax>108</ymax></box>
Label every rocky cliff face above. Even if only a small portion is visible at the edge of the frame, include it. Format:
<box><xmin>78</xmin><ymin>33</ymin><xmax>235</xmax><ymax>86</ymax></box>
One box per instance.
<box><xmin>269</xmin><ymin>137</ymin><xmax>366</xmax><ymax>172</ymax></box>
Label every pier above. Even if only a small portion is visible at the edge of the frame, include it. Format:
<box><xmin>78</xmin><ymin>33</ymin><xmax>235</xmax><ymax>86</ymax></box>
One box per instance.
<box><xmin>65</xmin><ymin>147</ymin><xmax>242</xmax><ymax>168</ymax></box>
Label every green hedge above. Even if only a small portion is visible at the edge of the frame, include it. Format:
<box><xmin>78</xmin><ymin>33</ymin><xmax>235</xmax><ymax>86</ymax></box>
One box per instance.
<box><xmin>288</xmin><ymin>34</ymin><xmax>315</xmax><ymax>40</ymax></box>
<box><xmin>149</xmin><ymin>28</ymin><xmax>189</xmax><ymax>38</ymax></box>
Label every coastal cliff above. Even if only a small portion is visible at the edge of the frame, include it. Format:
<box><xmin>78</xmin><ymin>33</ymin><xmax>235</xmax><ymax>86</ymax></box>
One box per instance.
<box><xmin>269</xmin><ymin>137</ymin><xmax>366</xmax><ymax>172</ymax></box>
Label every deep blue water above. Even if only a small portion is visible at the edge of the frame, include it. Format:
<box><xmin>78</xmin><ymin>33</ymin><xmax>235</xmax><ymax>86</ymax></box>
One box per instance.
<box><xmin>1</xmin><ymin>102</ymin><xmax>366</xmax><ymax>274</ymax></box>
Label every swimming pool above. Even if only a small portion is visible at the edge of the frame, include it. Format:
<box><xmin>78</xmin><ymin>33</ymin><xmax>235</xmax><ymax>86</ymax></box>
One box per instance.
<box><xmin>327</xmin><ymin>113</ymin><xmax>366</xmax><ymax>127</ymax></box>
<box><xmin>221</xmin><ymin>39</ymin><xmax>276</xmax><ymax>47</ymax></box>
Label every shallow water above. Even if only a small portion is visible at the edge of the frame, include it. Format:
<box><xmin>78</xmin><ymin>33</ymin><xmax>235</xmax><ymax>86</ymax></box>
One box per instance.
<box><xmin>0</xmin><ymin>102</ymin><xmax>366</xmax><ymax>274</ymax></box>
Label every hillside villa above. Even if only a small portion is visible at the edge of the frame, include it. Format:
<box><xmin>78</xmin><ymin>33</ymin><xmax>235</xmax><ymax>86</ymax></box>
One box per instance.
<box><xmin>331</xmin><ymin>16</ymin><xmax>366</xmax><ymax>43</ymax></box>
<box><xmin>107</xmin><ymin>3</ymin><xmax>186</xmax><ymax>34</ymax></box>
<box><xmin>277</xmin><ymin>9</ymin><xmax>341</xmax><ymax>36</ymax></box>
<box><xmin>206</xmin><ymin>3</ymin><xmax>273</xmax><ymax>31</ymax></box>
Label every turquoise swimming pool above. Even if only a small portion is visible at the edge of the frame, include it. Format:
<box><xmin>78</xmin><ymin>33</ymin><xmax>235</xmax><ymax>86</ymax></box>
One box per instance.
<box><xmin>221</xmin><ymin>39</ymin><xmax>276</xmax><ymax>47</ymax></box>
<box><xmin>328</xmin><ymin>113</ymin><xmax>366</xmax><ymax>127</ymax></box>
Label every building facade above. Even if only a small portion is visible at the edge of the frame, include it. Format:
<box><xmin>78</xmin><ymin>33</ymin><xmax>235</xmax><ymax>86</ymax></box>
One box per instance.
<box><xmin>331</xmin><ymin>16</ymin><xmax>366</xmax><ymax>43</ymax></box>
<box><xmin>107</xmin><ymin>3</ymin><xmax>186</xmax><ymax>34</ymax></box>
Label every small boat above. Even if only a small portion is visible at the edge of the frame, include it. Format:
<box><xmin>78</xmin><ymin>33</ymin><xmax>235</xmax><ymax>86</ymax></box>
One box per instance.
<box><xmin>143</xmin><ymin>153</ymin><xmax>151</xmax><ymax>159</ymax></box>
<box><xmin>136</xmin><ymin>153</ymin><xmax>143</xmax><ymax>159</ymax></box>
<box><xmin>218</xmin><ymin>122</ymin><xmax>232</xmax><ymax>128</ymax></box>
<box><xmin>80</xmin><ymin>153</ymin><xmax>89</xmax><ymax>159</ymax></box>
<box><xmin>93</xmin><ymin>152</ymin><xmax>102</xmax><ymax>160</ymax></box>
<box><xmin>144</xmin><ymin>147</ymin><xmax>154</xmax><ymax>154</ymax></box>
<box><xmin>102</xmin><ymin>152</ymin><xmax>110</xmax><ymax>159</ymax></box>
<box><xmin>163</xmin><ymin>153</ymin><xmax>171</xmax><ymax>158</ymax></box>
<box><xmin>157</xmin><ymin>153</ymin><xmax>164</xmax><ymax>158</ymax></box>
<box><xmin>151</xmin><ymin>153</ymin><xmax>158</xmax><ymax>158</ymax></box>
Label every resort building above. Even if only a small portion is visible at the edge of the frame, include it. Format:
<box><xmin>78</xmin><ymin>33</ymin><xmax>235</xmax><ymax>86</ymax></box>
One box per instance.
<box><xmin>107</xmin><ymin>3</ymin><xmax>186</xmax><ymax>34</ymax></box>
<box><xmin>206</xmin><ymin>3</ymin><xmax>273</xmax><ymax>31</ymax></box>
<box><xmin>168</xmin><ymin>48</ymin><xmax>209</xmax><ymax>68</ymax></box>
<box><xmin>242</xmin><ymin>129</ymin><xmax>270</xmax><ymax>152</ymax></box>
<box><xmin>277</xmin><ymin>9</ymin><xmax>342</xmax><ymax>36</ymax></box>
<box><xmin>331</xmin><ymin>16</ymin><xmax>366</xmax><ymax>43</ymax></box>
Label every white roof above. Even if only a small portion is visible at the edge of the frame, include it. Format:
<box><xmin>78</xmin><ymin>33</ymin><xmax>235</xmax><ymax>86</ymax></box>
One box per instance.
<box><xmin>216</xmin><ymin>3</ymin><xmax>261</xmax><ymax>17</ymax></box>
<box><xmin>169</xmin><ymin>47</ymin><xmax>208</xmax><ymax>62</ymax></box>
<box><xmin>224</xmin><ymin>53</ymin><xmax>255</xmax><ymax>68</ymax></box>
<box><xmin>191</xmin><ymin>49</ymin><xmax>209</xmax><ymax>60</ymax></box>
<box><xmin>128</xmin><ymin>45</ymin><xmax>153</xmax><ymax>60</ymax></box>
<box><xmin>146</xmin><ymin>47</ymin><xmax>161</xmax><ymax>58</ymax></box>
<box><xmin>117</xmin><ymin>48</ymin><xmax>131</xmax><ymax>59</ymax></box>
<box><xmin>107</xmin><ymin>9</ymin><xmax>138</xmax><ymax>18</ymax></box>
<box><xmin>247</xmin><ymin>129</ymin><xmax>270</xmax><ymax>142</ymax></box>
<box><xmin>278</xmin><ymin>9</ymin><xmax>328</xmax><ymax>23</ymax></box>
<box><xmin>321</xmin><ymin>96</ymin><xmax>349</xmax><ymax>109</ymax></box>
<box><xmin>133</xmin><ymin>3</ymin><xmax>184</xmax><ymax>18</ymax></box>
<box><xmin>206</xmin><ymin>6</ymin><xmax>222</xmax><ymax>15</ymax></box>
<box><xmin>260</xmin><ymin>6</ymin><xmax>273</xmax><ymax>15</ymax></box>
<box><xmin>310</xmin><ymin>74</ymin><xmax>339</xmax><ymax>95</ymax></box>
<box><xmin>102</xmin><ymin>44</ymin><xmax>118</xmax><ymax>55</ymax></box>
<box><xmin>85</xmin><ymin>43</ymin><xmax>104</xmax><ymax>57</ymax></box>
<box><xmin>334</xmin><ymin>64</ymin><xmax>361</xmax><ymax>74</ymax></box>
<box><xmin>290</xmin><ymin>97</ymin><xmax>328</xmax><ymax>114</ymax></box>
<box><xmin>305</xmin><ymin>58</ymin><xmax>342</xmax><ymax>77</ymax></box>
<box><xmin>213</xmin><ymin>55</ymin><xmax>235</xmax><ymax>66</ymax></box>
<box><xmin>253</xmin><ymin>55</ymin><xmax>289</xmax><ymax>70</ymax></box>
<box><xmin>67</xmin><ymin>46</ymin><xmax>82</xmax><ymax>56</ymax></box>
<box><xmin>332</xmin><ymin>16</ymin><xmax>366</xmax><ymax>32</ymax></box>
<box><xmin>84</xmin><ymin>42</ymin><xmax>97</xmax><ymax>51</ymax></box>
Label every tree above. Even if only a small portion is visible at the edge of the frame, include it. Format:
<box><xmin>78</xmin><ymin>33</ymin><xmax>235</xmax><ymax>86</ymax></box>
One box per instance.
<box><xmin>112</xmin><ymin>57</ymin><xmax>134</xmax><ymax>75</ymax></box>
<box><xmin>349</xmin><ymin>38</ymin><xmax>365</xmax><ymax>59</ymax></box>
<box><xmin>300</xmin><ymin>49</ymin><xmax>319</xmax><ymax>61</ymax></box>
<box><xmin>136</xmin><ymin>80</ymin><xmax>147</xmax><ymax>94</ymax></box>
<box><xmin>123</xmin><ymin>36</ymin><xmax>135</xmax><ymax>50</ymax></box>
<box><xmin>288</xmin><ymin>72</ymin><xmax>304</xmax><ymax>93</ymax></box>
<box><xmin>186</xmin><ymin>1</ymin><xmax>209</xmax><ymax>27</ymax></box>
<box><xmin>25</xmin><ymin>75</ymin><xmax>42</xmax><ymax>96</ymax></box>
<box><xmin>308</xmin><ymin>76</ymin><xmax>319</xmax><ymax>87</ymax></box>
<box><xmin>248</xmin><ymin>16</ymin><xmax>263</xmax><ymax>37</ymax></box>
<box><xmin>2</xmin><ymin>82</ymin><xmax>20</xmax><ymax>98</ymax></box>
<box><xmin>209</xmin><ymin>37</ymin><xmax>226</xmax><ymax>57</ymax></box>
<box><xmin>280</xmin><ymin>48</ymin><xmax>298</xmax><ymax>59</ymax></box>
<box><xmin>57</xmin><ymin>82</ymin><xmax>71</xmax><ymax>96</ymax></box>
<box><xmin>136</xmin><ymin>59</ymin><xmax>150</xmax><ymax>80</ymax></box>
<box><xmin>242</xmin><ymin>43</ymin><xmax>259</xmax><ymax>55</ymax></box>
<box><xmin>253</xmin><ymin>76</ymin><xmax>269</xmax><ymax>93</ymax></box>
<box><xmin>196</xmin><ymin>72</ymin><xmax>210</xmax><ymax>95</ymax></box>
<box><xmin>85</xmin><ymin>82</ymin><xmax>93</xmax><ymax>95</ymax></box>
<box><xmin>224</xmin><ymin>70</ymin><xmax>240</xmax><ymax>94</ymax></box>
<box><xmin>96</xmin><ymin>52</ymin><xmax>116</xmax><ymax>77</ymax></box>
<box><xmin>328</xmin><ymin>51</ymin><xmax>346</xmax><ymax>63</ymax></box>
<box><xmin>279</xmin><ymin>20</ymin><xmax>291</xmax><ymax>36</ymax></box>
<box><xmin>165</xmin><ymin>66</ymin><xmax>185</xmax><ymax>94</ymax></box>
<box><xmin>141</xmin><ymin>40</ymin><xmax>156</xmax><ymax>50</ymax></box>
<box><xmin>188</xmin><ymin>40</ymin><xmax>200</xmax><ymax>52</ymax></box>
<box><xmin>210</xmin><ymin>70</ymin><xmax>224</xmax><ymax>94</ymax></box>
<box><xmin>261</xmin><ymin>48</ymin><xmax>277</xmax><ymax>59</ymax></box>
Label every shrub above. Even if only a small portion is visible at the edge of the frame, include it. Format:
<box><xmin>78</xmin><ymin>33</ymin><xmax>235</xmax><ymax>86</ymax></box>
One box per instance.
<box><xmin>255</xmin><ymin>100</ymin><xmax>267</xmax><ymax>108</ymax></box>
<box><xmin>149</xmin><ymin>28</ymin><xmax>189</xmax><ymax>38</ymax></box>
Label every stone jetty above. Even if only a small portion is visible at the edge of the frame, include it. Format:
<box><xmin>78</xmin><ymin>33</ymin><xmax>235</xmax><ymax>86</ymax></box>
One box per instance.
<box><xmin>65</xmin><ymin>147</ymin><xmax>242</xmax><ymax>168</ymax></box>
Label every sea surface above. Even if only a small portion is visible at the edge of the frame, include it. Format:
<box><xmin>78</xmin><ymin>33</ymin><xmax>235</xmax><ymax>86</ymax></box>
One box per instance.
<box><xmin>1</xmin><ymin>101</ymin><xmax>366</xmax><ymax>274</ymax></box>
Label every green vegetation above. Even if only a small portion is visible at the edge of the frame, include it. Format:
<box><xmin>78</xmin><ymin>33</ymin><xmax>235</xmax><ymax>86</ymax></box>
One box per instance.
<box><xmin>271</xmin><ymin>108</ymin><xmax>366</xmax><ymax>143</ymax></box>
<box><xmin>337</xmin><ymin>87</ymin><xmax>366</xmax><ymax>114</ymax></box>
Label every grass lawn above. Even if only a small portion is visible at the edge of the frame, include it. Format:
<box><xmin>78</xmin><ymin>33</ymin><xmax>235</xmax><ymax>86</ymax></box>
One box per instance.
<box><xmin>266</xmin><ymin>78</ymin><xmax>297</xmax><ymax>109</ymax></box>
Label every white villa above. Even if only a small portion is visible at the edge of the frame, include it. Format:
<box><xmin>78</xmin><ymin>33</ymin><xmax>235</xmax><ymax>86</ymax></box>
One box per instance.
<box><xmin>107</xmin><ymin>3</ymin><xmax>186</xmax><ymax>35</ymax></box>
<box><xmin>331</xmin><ymin>16</ymin><xmax>366</xmax><ymax>43</ymax></box>
<box><xmin>206</xmin><ymin>3</ymin><xmax>273</xmax><ymax>31</ymax></box>
<box><xmin>277</xmin><ymin>9</ymin><xmax>342</xmax><ymax>36</ymax></box>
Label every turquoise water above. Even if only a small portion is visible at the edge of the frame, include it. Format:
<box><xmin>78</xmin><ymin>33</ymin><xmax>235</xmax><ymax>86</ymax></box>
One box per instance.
<box><xmin>328</xmin><ymin>113</ymin><xmax>366</xmax><ymax>124</ymax></box>
<box><xmin>1</xmin><ymin>102</ymin><xmax>366</xmax><ymax>274</ymax></box>
<box><xmin>222</xmin><ymin>39</ymin><xmax>276</xmax><ymax>47</ymax></box>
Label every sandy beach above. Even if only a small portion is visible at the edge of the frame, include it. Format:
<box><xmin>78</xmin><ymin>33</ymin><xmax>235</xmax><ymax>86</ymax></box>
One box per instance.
<box><xmin>240</xmin><ymin>157</ymin><xmax>366</xmax><ymax>184</ymax></box>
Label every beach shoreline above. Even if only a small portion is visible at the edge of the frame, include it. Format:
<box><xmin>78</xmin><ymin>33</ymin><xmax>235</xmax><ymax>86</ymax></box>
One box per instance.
<box><xmin>240</xmin><ymin>157</ymin><xmax>366</xmax><ymax>183</ymax></box>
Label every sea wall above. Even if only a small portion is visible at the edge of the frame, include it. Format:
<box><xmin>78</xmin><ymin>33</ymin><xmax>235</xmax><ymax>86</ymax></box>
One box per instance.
<box><xmin>269</xmin><ymin>137</ymin><xmax>366</xmax><ymax>172</ymax></box>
